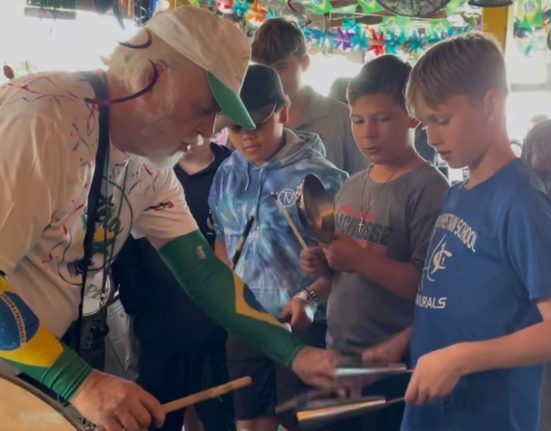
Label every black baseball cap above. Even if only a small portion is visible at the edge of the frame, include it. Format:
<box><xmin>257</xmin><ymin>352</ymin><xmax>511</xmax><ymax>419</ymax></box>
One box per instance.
<box><xmin>216</xmin><ymin>64</ymin><xmax>287</xmax><ymax>130</ymax></box>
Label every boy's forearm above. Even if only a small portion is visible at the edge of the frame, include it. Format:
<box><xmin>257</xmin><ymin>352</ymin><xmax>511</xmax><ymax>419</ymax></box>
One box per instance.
<box><xmin>454</xmin><ymin>320</ymin><xmax>551</xmax><ymax>376</ymax></box>
<box><xmin>362</xmin><ymin>326</ymin><xmax>412</xmax><ymax>364</ymax></box>
<box><xmin>390</xmin><ymin>326</ymin><xmax>413</xmax><ymax>355</ymax></box>
<box><xmin>353</xmin><ymin>251</ymin><xmax>419</xmax><ymax>301</ymax></box>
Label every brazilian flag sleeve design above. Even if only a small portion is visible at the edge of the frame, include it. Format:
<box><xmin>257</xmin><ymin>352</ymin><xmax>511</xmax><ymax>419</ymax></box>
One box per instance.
<box><xmin>0</xmin><ymin>274</ymin><xmax>92</xmax><ymax>400</ymax></box>
<box><xmin>159</xmin><ymin>231</ymin><xmax>306</xmax><ymax>367</ymax></box>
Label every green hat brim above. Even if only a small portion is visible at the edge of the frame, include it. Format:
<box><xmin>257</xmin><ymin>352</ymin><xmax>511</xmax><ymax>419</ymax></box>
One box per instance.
<box><xmin>207</xmin><ymin>72</ymin><xmax>255</xmax><ymax>129</ymax></box>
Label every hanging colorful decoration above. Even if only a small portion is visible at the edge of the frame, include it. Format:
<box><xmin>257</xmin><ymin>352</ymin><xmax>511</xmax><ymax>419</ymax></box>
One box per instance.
<box><xmin>512</xmin><ymin>0</ymin><xmax>549</xmax><ymax>56</ymax></box>
<box><xmin>129</xmin><ymin>0</ymin><xmax>551</xmax><ymax>60</ymax></box>
<box><xmin>404</xmin><ymin>31</ymin><xmax>424</xmax><ymax>54</ymax></box>
<box><xmin>367</xmin><ymin>28</ymin><xmax>385</xmax><ymax>55</ymax></box>
<box><xmin>176</xmin><ymin>0</ymin><xmax>478</xmax><ymax>58</ymax></box>
<box><xmin>517</xmin><ymin>0</ymin><xmax>543</xmax><ymax>28</ymax></box>
<box><xmin>357</xmin><ymin>0</ymin><xmax>384</xmax><ymax>14</ymax></box>
<box><xmin>310</xmin><ymin>0</ymin><xmax>333</xmax><ymax>14</ymax></box>
<box><xmin>230</xmin><ymin>0</ymin><xmax>249</xmax><ymax>15</ymax></box>
<box><xmin>214</xmin><ymin>0</ymin><xmax>235</xmax><ymax>13</ymax></box>
<box><xmin>246</xmin><ymin>0</ymin><xmax>268</xmax><ymax>25</ymax></box>
<box><xmin>514</xmin><ymin>26</ymin><xmax>547</xmax><ymax>55</ymax></box>
<box><xmin>443</xmin><ymin>0</ymin><xmax>466</xmax><ymax>15</ymax></box>
<box><xmin>334</xmin><ymin>27</ymin><xmax>355</xmax><ymax>50</ymax></box>
<box><xmin>302</xmin><ymin>17</ymin><xmax>474</xmax><ymax>57</ymax></box>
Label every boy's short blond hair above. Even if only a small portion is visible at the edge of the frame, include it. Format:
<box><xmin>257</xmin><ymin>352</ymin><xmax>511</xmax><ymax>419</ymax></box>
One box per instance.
<box><xmin>405</xmin><ymin>32</ymin><xmax>508</xmax><ymax>115</ymax></box>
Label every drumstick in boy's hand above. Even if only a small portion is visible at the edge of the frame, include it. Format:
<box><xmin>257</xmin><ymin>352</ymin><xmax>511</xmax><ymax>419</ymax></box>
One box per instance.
<box><xmin>271</xmin><ymin>193</ymin><xmax>308</xmax><ymax>250</ymax></box>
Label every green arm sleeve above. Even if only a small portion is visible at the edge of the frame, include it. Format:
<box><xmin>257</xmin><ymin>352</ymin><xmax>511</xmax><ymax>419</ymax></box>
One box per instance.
<box><xmin>158</xmin><ymin>231</ymin><xmax>306</xmax><ymax>367</ymax></box>
<box><xmin>0</xmin><ymin>274</ymin><xmax>92</xmax><ymax>400</ymax></box>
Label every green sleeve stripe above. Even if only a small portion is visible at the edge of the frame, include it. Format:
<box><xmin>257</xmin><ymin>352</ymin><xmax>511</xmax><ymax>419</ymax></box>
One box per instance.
<box><xmin>5</xmin><ymin>343</ymin><xmax>92</xmax><ymax>401</ymax></box>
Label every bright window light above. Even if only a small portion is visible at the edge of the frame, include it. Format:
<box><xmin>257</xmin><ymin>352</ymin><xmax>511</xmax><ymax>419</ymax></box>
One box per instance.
<box><xmin>1</xmin><ymin>0</ymin><xmax>137</xmax><ymax>83</ymax></box>
<box><xmin>303</xmin><ymin>52</ymin><xmax>363</xmax><ymax>96</ymax></box>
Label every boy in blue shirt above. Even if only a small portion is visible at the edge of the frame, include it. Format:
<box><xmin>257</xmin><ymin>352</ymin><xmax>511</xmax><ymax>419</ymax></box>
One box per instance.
<box><xmin>403</xmin><ymin>32</ymin><xmax>551</xmax><ymax>431</ymax></box>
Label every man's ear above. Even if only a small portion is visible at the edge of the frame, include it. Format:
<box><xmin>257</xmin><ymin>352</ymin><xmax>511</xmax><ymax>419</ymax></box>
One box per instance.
<box><xmin>141</xmin><ymin>60</ymin><xmax>169</xmax><ymax>110</ymax></box>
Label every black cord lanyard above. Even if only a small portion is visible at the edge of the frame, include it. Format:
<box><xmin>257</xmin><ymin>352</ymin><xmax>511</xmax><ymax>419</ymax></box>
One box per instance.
<box><xmin>76</xmin><ymin>72</ymin><xmax>110</xmax><ymax>354</ymax></box>
<box><xmin>74</xmin><ymin>66</ymin><xmax>158</xmax><ymax>354</ymax></box>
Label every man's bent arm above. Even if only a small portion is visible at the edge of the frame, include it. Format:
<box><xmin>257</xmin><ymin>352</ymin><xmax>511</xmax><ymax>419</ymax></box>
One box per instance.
<box><xmin>151</xmin><ymin>231</ymin><xmax>306</xmax><ymax>367</ymax></box>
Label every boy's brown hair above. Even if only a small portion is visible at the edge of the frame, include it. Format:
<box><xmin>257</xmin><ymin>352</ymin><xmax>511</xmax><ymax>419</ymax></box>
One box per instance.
<box><xmin>347</xmin><ymin>55</ymin><xmax>411</xmax><ymax>108</ymax></box>
<box><xmin>405</xmin><ymin>32</ymin><xmax>508</xmax><ymax>115</ymax></box>
<box><xmin>251</xmin><ymin>18</ymin><xmax>307</xmax><ymax>65</ymax></box>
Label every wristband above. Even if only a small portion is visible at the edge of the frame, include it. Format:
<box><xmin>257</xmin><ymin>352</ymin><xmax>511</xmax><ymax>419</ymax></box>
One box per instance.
<box><xmin>294</xmin><ymin>288</ymin><xmax>319</xmax><ymax>306</ymax></box>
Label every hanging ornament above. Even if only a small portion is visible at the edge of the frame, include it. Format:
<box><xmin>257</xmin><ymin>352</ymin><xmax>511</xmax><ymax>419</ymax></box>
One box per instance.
<box><xmin>334</xmin><ymin>27</ymin><xmax>354</xmax><ymax>50</ymax></box>
<box><xmin>516</xmin><ymin>0</ymin><xmax>543</xmax><ymax>28</ymax></box>
<box><xmin>233</xmin><ymin>0</ymin><xmax>251</xmax><ymax>16</ymax></box>
<box><xmin>243</xmin><ymin>0</ymin><xmax>474</xmax><ymax>58</ymax></box>
<box><xmin>405</xmin><ymin>32</ymin><xmax>424</xmax><ymax>54</ymax></box>
<box><xmin>303</xmin><ymin>27</ymin><xmax>326</xmax><ymax>47</ymax></box>
<box><xmin>429</xmin><ymin>19</ymin><xmax>449</xmax><ymax>34</ymax></box>
<box><xmin>357</xmin><ymin>0</ymin><xmax>384</xmax><ymax>14</ymax></box>
<box><xmin>215</xmin><ymin>0</ymin><xmax>234</xmax><ymax>13</ymax></box>
<box><xmin>341</xmin><ymin>17</ymin><xmax>356</xmax><ymax>30</ymax></box>
<box><xmin>368</xmin><ymin>29</ymin><xmax>385</xmax><ymax>55</ymax></box>
<box><xmin>310</xmin><ymin>0</ymin><xmax>333</xmax><ymax>14</ymax></box>
<box><xmin>444</xmin><ymin>0</ymin><xmax>466</xmax><ymax>15</ymax></box>
<box><xmin>246</xmin><ymin>0</ymin><xmax>268</xmax><ymax>25</ymax></box>
<box><xmin>266</xmin><ymin>6</ymin><xmax>279</xmax><ymax>19</ymax></box>
<box><xmin>385</xmin><ymin>31</ymin><xmax>405</xmax><ymax>54</ymax></box>
<box><xmin>351</xmin><ymin>26</ymin><xmax>369</xmax><ymax>50</ymax></box>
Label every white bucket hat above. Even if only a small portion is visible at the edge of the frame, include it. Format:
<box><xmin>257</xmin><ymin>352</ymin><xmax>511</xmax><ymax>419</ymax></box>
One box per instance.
<box><xmin>147</xmin><ymin>6</ymin><xmax>255</xmax><ymax>128</ymax></box>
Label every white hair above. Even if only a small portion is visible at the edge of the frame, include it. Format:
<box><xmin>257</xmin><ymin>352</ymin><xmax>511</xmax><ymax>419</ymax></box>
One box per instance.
<box><xmin>103</xmin><ymin>28</ymin><xmax>192</xmax><ymax>94</ymax></box>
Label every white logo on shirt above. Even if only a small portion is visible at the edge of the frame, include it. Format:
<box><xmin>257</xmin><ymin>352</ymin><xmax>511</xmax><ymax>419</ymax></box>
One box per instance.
<box><xmin>277</xmin><ymin>188</ymin><xmax>298</xmax><ymax>207</ymax></box>
<box><xmin>417</xmin><ymin>235</ymin><xmax>450</xmax><ymax>310</ymax></box>
<box><xmin>434</xmin><ymin>213</ymin><xmax>478</xmax><ymax>252</ymax></box>
<box><xmin>425</xmin><ymin>235</ymin><xmax>453</xmax><ymax>283</ymax></box>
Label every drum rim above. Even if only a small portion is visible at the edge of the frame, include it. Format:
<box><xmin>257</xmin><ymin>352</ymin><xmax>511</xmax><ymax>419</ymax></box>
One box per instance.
<box><xmin>0</xmin><ymin>372</ymin><xmax>84</xmax><ymax>429</ymax></box>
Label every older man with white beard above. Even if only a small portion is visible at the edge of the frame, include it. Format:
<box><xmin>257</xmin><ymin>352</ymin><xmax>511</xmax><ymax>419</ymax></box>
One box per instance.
<box><xmin>0</xmin><ymin>7</ymin><xmax>337</xmax><ymax>431</ymax></box>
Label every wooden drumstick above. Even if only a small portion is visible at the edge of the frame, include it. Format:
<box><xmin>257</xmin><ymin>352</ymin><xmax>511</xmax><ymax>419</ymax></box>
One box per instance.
<box><xmin>271</xmin><ymin>193</ymin><xmax>309</xmax><ymax>250</ymax></box>
<box><xmin>230</xmin><ymin>215</ymin><xmax>255</xmax><ymax>269</ymax></box>
<box><xmin>162</xmin><ymin>376</ymin><xmax>252</xmax><ymax>414</ymax></box>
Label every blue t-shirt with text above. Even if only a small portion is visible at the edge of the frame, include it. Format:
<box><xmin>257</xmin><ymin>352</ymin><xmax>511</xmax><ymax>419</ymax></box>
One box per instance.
<box><xmin>404</xmin><ymin>159</ymin><xmax>551</xmax><ymax>431</ymax></box>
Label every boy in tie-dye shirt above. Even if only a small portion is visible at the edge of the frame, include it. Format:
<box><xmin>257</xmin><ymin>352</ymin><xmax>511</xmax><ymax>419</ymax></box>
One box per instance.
<box><xmin>210</xmin><ymin>64</ymin><xmax>347</xmax><ymax>431</ymax></box>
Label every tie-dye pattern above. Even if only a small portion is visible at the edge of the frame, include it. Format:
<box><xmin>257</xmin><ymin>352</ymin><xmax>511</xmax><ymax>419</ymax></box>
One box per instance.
<box><xmin>209</xmin><ymin>129</ymin><xmax>348</xmax><ymax>316</ymax></box>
